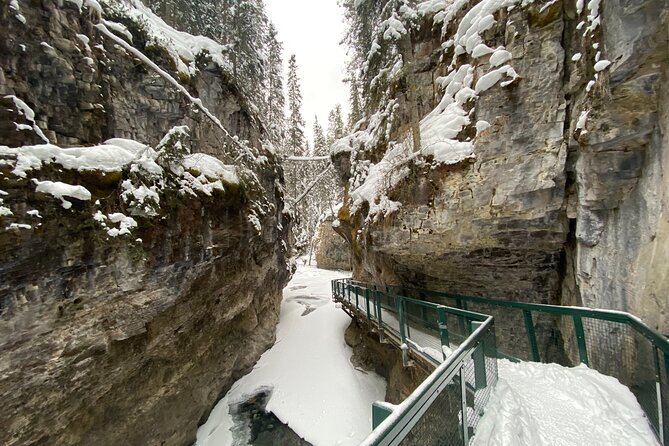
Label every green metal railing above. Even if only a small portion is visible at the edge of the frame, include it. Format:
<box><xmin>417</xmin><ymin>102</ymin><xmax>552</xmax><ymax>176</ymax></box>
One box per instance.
<box><xmin>332</xmin><ymin>278</ymin><xmax>669</xmax><ymax>445</ymax></box>
<box><xmin>333</xmin><ymin>279</ymin><xmax>498</xmax><ymax>445</ymax></box>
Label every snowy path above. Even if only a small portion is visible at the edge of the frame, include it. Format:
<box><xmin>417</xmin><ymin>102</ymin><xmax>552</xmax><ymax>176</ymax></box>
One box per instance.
<box><xmin>196</xmin><ymin>265</ymin><xmax>386</xmax><ymax>446</ymax></box>
<box><xmin>472</xmin><ymin>360</ymin><xmax>660</xmax><ymax>446</ymax></box>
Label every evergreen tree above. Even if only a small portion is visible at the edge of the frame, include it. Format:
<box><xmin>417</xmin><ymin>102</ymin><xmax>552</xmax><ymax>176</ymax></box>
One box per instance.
<box><xmin>287</xmin><ymin>54</ymin><xmax>307</xmax><ymax>156</ymax></box>
<box><xmin>224</xmin><ymin>0</ymin><xmax>268</xmax><ymax>115</ymax></box>
<box><xmin>326</xmin><ymin>105</ymin><xmax>345</xmax><ymax>146</ymax></box>
<box><xmin>347</xmin><ymin>75</ymin><xmax>363</xmax><ymax>130</ymax></box>
<box><xmin>313</xmin><ymin>117</ymin><xmax>327</xmax><ymax>156</ymax></box>
<box><xmin>266</xmin><ymin>22</ymin><xmax>286</xmax><ymax>151</ymax></box>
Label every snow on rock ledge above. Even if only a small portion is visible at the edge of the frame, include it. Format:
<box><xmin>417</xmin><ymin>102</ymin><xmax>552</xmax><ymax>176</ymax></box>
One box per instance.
<box><xmin>0</xmin><ymin>128</ymin><xmax>239</xmax><ymax>235</ymax></box>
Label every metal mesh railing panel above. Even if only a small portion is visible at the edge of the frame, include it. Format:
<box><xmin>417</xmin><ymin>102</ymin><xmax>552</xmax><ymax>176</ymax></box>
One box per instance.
<box><xmin>397</xmin><ymin>324</ymin><xmax>498</xmax><ymax>446</ymax></box>
<box><xmin>630</xmin><ymin>328</ymin><xmax>659</xmax><ymax>438</ymax></box>
<box><xmin>404</xmin><ymin>300</ymin><xmax>442</xmax><ymax>361</ymax></box>
<box><xmin>462</xmin><ymin>325</ymin><xmax>499</xmax><ymax>434</ymax></box>
<box><xmin>582</xmin><ymin>319</ymin><xmax>635</xmax><ymax>381</ymax></box>
<box><xmin>398</xmin><ymin>380</ymin><xmax>465</xmax><ymax>446</ymax></box>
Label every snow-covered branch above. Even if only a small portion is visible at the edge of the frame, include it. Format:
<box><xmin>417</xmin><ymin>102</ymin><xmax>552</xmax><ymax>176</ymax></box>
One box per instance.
<box><xmin>289</xmin><ymin>164</ymin><xmax>333</xmax><ymax>207</ymax></box>
<box><xmin>285</xmin><ymin>155</ymin><xmax>330</xmax><ymax>162</ymax></box>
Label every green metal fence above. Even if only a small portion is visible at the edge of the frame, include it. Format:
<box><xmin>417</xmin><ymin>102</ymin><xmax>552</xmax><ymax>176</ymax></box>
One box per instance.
<box><xmin>332</xmin><ymin>279</ymin><xmax>498</xmax><ymax>445</ymax></box>
<box><xmin>332</xmin><ymin>278</ymin><xmax>669</xmax><ymax>446</ymax></box>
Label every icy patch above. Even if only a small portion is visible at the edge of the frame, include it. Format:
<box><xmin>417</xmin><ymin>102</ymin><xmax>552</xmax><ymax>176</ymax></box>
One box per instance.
<box><xmin>472</xmin><ymin>43</ymin><xmax>494</xmax><ymax>58</ymax></box>
<box><xmin>9</xmin><ymin>0</ymin><xmax>26</xmax><ymax>24</ymax></box>
<box><xmin>101</xmin><ymin>20</ymin><xmax>133</xmax><ymax>43</ymax></box>
<box><xmin>475</xmin><ymin>64</ymin><xmax>518</xmax><ymax>92</ymax></box>
<box><xmin>489</xmin><ymin>48</ymin><xmax>512</xmax><ymax>67</ymax></box>
<box><xmin>476</xmin><ymin>120</ymin><xmax>492</xmax><ymax>135</ymax></box>
<box><xmin>182</xmin><ymin>154</ymin><xmax>238</xmax><ymax>184</ymax></box>
<box><xmin>7</xmin><ymin>223</ymin><xmax>31</xmax><ymax>230</ymax></box>
<box><xmin>576</xmin><ymin>110</ymin><xmax>590</xmax><ymax>130</ymax></box>
<box><xmin>107</xmin><ymin>212</ymin><xmax>137</xmax><ymax>237</ymax></box>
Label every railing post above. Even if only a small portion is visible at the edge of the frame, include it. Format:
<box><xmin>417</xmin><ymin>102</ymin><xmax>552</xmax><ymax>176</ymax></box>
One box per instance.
<box><xmin>471</xmin><ymin>321</ymin><xmax>488</xmax><ymax>390</ymax></box>
<box><xmin>355</xmin><ymin>286</ymin><xmax>360</xmax><ymax>310</ymax></box>
<box><xmin>460</xmin><ymin>364</ymin><xmax>470</xmax><ymax>445</ymax></box>
<box><xmin>372</xmin><ymin>401</ymin><xmax>394</xmax><ymax>430</ymax></box>
<box><xmin>456</xmin><ymin>298</ymin><xmax>467</xmax><ymax>335</ymax></box>
<box><xmin>523</xmin><ymin>310</ymin><xmax>541</xmax><ymax>362</ymax></box>
<box><xmin>437</xmin><ymin>306</ymin><xmax>450</xmax><ymax>361</ymax></box>
<box><xmin>573</xmin><ymin>316</ymin><xmax>589</xmax><ymax>365</ymax></box>
<box><xmin>399</xmin><ymin>298</ymin><xmax>409</xmax><ymax>366</ymax></box>
<box><xmin>365</xmin><ymin>288</ymin><xmax>371</xmax><ymax>319</ymax></box>
<box><xmin>376</xmin><ymin>290</ymin><xmax>385</xmax><ymax>342</ymax></box>
<box><xmin>653</xmin><ymin>347</ymin><xmax>665</xmax><ymax>445</ymax></box>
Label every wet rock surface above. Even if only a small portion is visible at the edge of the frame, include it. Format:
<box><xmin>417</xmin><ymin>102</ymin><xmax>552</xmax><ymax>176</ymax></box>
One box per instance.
<box><xmin>345</xmin><ymin>320</ymin><xmax>427</xmax><ymax>404</ymax></box>
<box><xmin>229</xmin><ymin>390</ymin><xmax>312</xmax><ymax>446</ymax></box>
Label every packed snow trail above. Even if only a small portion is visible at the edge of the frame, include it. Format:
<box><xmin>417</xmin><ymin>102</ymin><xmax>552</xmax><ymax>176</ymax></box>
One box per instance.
<box><xmin>196</xmin><ymin>265</ymin><xmax>386</xmax><ymax>446</ymax></box>
<box><xmin>472</xmin><ymin>360</ymin><xmax>660</xmax><ymax>446</ymax></box>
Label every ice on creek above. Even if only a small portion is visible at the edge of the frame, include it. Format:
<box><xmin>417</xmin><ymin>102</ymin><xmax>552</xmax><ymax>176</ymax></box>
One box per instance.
<box><xmin>196</xmin><ymin>266</ymin><xmax>386</xmax><ymax>446</ymax></box>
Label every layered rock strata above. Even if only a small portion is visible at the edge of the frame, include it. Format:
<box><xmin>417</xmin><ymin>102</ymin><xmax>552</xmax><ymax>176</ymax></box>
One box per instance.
<box><xmin>333</xmin><ymin>0</ymin><xmax>669</xmax><ymax>362</ymax></box>
<box><xmin>315</xmin><ymin>215</ymin><xmax>352</xmax><ymax>271</ymax></box>
<box><xmin>0</xmin><ymin>1</ymin><xmax>290</xmax><ymax>445</ymax></box>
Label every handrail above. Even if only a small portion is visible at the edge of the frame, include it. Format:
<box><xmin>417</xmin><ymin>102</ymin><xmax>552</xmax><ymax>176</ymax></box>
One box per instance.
<box><xmin>372</xmin><ymin>281</ymin><xmax>669</xmax><ymax>356</ymax></box>
<box><xmin>361</xmin><ymin>317</ymin><xmax>495</xmax><ymax>446</ymax></box>
<box><xmin>333</xmin><ymin>278</ymin><xmax>499</xmax><ymax>445</ymax></box>
<box><xmin>332</xmin><ymin>278</ymin><xmax>669</xmax><ymax>446</ymax></box>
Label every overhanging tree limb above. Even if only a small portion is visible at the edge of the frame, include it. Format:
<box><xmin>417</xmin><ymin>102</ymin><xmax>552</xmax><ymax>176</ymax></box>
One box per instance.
<box><xmin>288</xmin><ymin>164</ymin><xmax>333</xmax><ymax>206</ymax></box>
<box><xmin>285</xmin><ymin>155</ymin><xmax>330</xmax><ymax>161</ymax></box>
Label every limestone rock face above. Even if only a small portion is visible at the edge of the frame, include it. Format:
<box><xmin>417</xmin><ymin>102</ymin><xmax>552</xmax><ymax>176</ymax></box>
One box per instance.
<box><xmin>345</xmin><ymin>320</ymin><xmax>427</xmax><ymax>404</ymax></box>
<box><xmin>0</xmin><ymin>2</ymin><xmax>290</xmax><ymax>445</ymax></box>
<box><xmin>334</xmin><ymin>0</ymin><xmax>669</xmax><ymax>340</ymax></box>
<box><xmin>315</xmin><ymin>215</ymin><xmax>351</xmax><ymax>271</ymax></box>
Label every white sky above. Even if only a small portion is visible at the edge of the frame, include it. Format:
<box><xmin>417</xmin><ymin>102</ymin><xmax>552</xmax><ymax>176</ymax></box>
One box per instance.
<box><xmin>264</xmin><ymin>0</ymin><xmax>350</xmax><ymax>145</ymax></box>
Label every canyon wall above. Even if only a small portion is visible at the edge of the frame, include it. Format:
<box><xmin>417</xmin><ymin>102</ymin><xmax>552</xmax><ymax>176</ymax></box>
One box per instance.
<box><xmin>0</xmin><ymin>1</ymin><xmax>290</xmax><ymax>445</ymax></box>
<box><xmin>333</xmin><ymin>0</ymin><xmax>669</xmax><ymax>346</ymax></box>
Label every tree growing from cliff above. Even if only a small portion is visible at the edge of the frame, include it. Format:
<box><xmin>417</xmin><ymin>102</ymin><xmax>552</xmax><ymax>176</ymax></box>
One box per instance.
<box><xmin>347</xmin><ymin>75</ymin><xmax>363</xmax><ymax>130</ymax></box>
<box><xmin>266</xmin><ymin>22</ymin><xmax>286</xmax><ymax>151</ymax></box>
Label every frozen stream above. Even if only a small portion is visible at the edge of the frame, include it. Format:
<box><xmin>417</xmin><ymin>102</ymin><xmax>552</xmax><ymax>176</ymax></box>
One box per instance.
<box><xmin>196</xmin><ymin>265</ymin><xmax>386</xmax><ymax>446</ymax></box>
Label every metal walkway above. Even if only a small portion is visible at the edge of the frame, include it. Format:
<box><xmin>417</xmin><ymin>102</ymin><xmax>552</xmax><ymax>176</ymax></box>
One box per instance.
<box><xmin>332</xmin><ymin>278</ymin><xmax>669</xmax><ymax>446</ymax></box>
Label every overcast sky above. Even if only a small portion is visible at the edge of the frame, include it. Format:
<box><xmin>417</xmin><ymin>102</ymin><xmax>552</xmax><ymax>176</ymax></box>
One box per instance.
<box><xmin>264</xmin><ymin>0</ymin><xmax>350</xmax><ymax>145</ymax></box>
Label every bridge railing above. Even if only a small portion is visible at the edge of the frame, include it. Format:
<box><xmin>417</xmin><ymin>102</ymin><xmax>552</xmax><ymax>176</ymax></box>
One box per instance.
<box><xmin>334</xmin><ymin>278</ymin><xmax>669</xmax><ymax>445</ymax></box>
<box><xmin>332</xmin><ymin>278</ymin><xmax>499</xmax><ymax>445</ymax></box>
